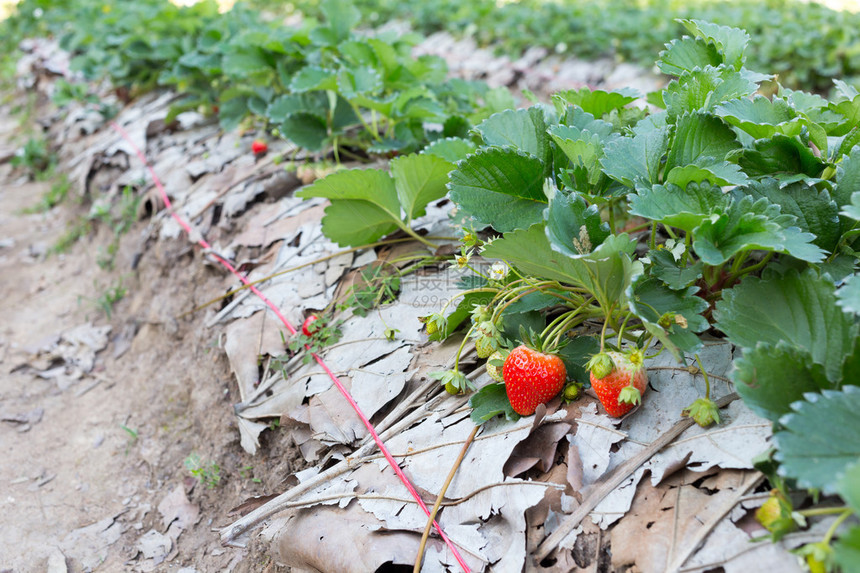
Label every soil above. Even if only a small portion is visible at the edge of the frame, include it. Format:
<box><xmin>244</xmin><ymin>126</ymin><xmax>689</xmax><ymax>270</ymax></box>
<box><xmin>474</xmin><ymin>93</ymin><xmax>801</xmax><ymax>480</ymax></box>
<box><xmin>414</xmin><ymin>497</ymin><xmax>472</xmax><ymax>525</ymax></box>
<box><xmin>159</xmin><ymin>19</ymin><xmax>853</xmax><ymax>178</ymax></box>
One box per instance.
<box><xmin>0</xmin><ymin>96</ymin><xmax>299</xmax><ymax>572</ymax></box>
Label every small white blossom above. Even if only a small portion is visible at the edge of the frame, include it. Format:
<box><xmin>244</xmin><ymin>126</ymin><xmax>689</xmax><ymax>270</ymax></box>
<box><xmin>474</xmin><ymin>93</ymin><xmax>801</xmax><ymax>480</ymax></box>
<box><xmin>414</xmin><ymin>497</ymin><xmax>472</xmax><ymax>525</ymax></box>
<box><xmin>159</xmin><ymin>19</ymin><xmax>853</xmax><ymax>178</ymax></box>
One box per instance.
<box><xmin>489</xmin><ymin>261</ymin><xmax>509</xmax><ymax>281</ymax></box>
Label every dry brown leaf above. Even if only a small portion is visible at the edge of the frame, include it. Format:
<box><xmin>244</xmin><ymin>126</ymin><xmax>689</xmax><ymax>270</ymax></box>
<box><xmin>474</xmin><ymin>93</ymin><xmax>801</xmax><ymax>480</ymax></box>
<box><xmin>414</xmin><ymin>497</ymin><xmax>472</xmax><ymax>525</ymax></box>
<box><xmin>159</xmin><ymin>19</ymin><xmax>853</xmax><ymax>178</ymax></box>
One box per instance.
<box><xmin>265</xmin><ymin>507</ymin><xmax>432</xmax><ymax>573</ymax></box>
<box><xmin>504</xmin><ymin>422</ymin><xmax>572</xmax><ymax>477</ymax></box>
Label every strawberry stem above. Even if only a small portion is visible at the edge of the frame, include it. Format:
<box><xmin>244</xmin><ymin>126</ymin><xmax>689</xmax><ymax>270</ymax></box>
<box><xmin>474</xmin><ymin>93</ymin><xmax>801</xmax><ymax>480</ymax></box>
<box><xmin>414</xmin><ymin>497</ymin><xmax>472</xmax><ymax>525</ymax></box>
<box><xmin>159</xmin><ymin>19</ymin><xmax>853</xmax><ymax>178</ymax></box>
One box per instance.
<box><xmin>598</xmin><ymin>303</ymin><xmax>616</xmax><ymax>352</ymax></box>
<box><xmin>694</xmin><ymin>353</ymin><xmax>711</xmax><ymax>400</ymax></box>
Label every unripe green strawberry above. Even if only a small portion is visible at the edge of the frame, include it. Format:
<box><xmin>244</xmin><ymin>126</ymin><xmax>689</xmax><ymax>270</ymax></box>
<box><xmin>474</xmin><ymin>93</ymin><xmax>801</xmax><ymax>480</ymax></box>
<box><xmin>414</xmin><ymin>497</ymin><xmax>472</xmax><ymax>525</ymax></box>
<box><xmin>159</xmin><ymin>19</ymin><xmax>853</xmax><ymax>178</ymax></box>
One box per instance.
<box><xmin>475</xmin><ymin>335</ymin><xmax>497</xmax><ymax>359</ymax></box>
<box><xmin>755</xmin><ymin>489</ymin><xmax>796</xmax><ymax>540</ymax></box>
<box><xmin>503</xmin><ymin>345</ymin><xmax>567</xmax><ymax>416</ymax></box>
<box><xmin>445</xmin><ymin>381</ymin><xmax>459</xmax><ymax>395</ymax></box>
<box><xmin>589</xmin><ymin>349</ymin><xmax>648</xmax><ymax>417</ymax></box>
<box><xmin>563</xmin><ymin>383</ymin><xmax>581</xmax><ymax>401</ymax></box>
<box><xmin>486</xmin><ymin>350</ymin><xmax>505</xmax><ymax>382</ymax></box>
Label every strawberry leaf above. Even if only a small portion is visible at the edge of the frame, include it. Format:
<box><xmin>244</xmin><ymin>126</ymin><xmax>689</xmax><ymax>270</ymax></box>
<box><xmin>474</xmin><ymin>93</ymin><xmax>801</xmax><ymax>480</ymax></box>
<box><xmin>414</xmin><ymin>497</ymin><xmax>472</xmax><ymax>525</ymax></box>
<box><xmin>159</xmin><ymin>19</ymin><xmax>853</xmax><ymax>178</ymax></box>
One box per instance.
<box><xmin>552</xmin><ymin>87</ymin><xmax>640</xmax><ymax>118</ymax></box>
<box><xmin>280</xmin><ymin>112</ymin><xmax>328</xmax><ymax>151</ymax></box>
<box><xmin>473</xmin><ymin>107</ymin><xmax>552</xmax><ymax>166</ymax></box>
<box><xmin>714</xmin><ymin>95</ymin><xmax>798</xmax><ymax>139</ymax></box>
<box><xmin>732</xmin><ymin>342</ymin><xmax>833</xmax><ymax>422</ymax></box>
<box><xmin>296</xmin><ymin>169</ymin><xmax>401</xmax><ymax>247</ymax></box>
<box><xmin>389</xmin><ymin>154</ymin><xmax>453</xmax><ymax>223</ymax></box>
<box><xmin>833</xmin><ymin>526</ymin><xmax>860</xmax><ymax>572</ymax></box>
<box><xmin>657</xmin><ymin>37</ymin><xmax>722</xmax><ymax>77</ymax></box>
<box><xmin>628</xmin><ymin>276</ymin><xmax>709</xmax><ymax>355</ymax></box>
<box><xmin>837</xmin><ymin>274</ymin><xmax>860</xmax><ymax>315</ymax></box>
<box><xmin>629</xmin><ymin>181</ymin><xmax>729</xmax><ymax>232</ymax></box>
<box><xmin>692</xmin><ymin>196</ymin><xmax>825</xmax><ymax>265</ymax></box>
<box><xmin>423</xmin><ymin>137</ymin><xmax>477</xmax><ymax>163</ymax></box>
<box><xmin>838</xmin><ymin>461</ymin><xmax>860</xmax><ymax>517</ymax></box>
<box><xmin>716</xmin><ymin>269</ymin><xmax>860</xmax><ymax>383</ymax></box>
<box><xmin>544</xmin><ymin>188</ymin><xmax>610</xmax><ymax>257</ymax></box>
<box><xmin>447</xmin><ymin>147</ymin><xmax>548</xmax><ymax>232</ymax></box>
<box><xmin>740</xmin><ymin>178</ymin><xmax>840</xmax><ymax>252</ymax></box>
<box><xmin>665</xmin><ymin>112</ymin><xmax>741</xmax><ymax>173</ymax></box>
<box><xmin>835</xmin><ymin>146</ymin><xmax>860</xmax><ymax>208</ymax></box>
<box><xmin>734</xmin><ymin>134</ymin><xmax>827</xmax><ymax>179</ymax></box>
<box><xmin>663</xmin><ymin>67</ymin><xmax>757</xmax><ymax>120</ymax></box>
<box><xmin>600</xmin><ymin>126</ymin><xmax>669</xmax><ymax>189</ymax></box>
<box><xmin>482</xmin><ymin>224</ymin><xmax>635</xmax><ymax>312</ymax></box>
<box><xmin>557</xmin><ymin>336</ymin><xmax>600</xmax><ymax>385</ymax></box>
<box><xmin>678</xmin><ymin>19</ymin><xmax>750</xmax><ymax>69</ymax></box>
<box><xmin>648</xmin><ymin>249</ymin><xmax>704</xmax><ymax>290</ymax></box>
<box><xmin>774</xmin><ymin>386</ymin><xmax>860</xmax><ymax>494</ymax></box>
<box><xmin>469</xmin><ymin>383</ymin><xmax>519</xmax><ymax>425</ymax></box>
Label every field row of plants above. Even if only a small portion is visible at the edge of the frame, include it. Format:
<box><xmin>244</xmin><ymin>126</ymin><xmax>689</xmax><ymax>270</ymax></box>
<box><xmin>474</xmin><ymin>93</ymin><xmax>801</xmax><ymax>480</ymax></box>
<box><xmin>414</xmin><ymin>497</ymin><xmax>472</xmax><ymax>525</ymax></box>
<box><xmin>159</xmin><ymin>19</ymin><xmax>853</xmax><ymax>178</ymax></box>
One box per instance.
<box><xmin>3</xmin><ymin>0</ymin><xmax>859</xmax><ymax>568</ymax></box>
<box><xmin>2</xmin><ymin>0</ymin><xmax>518</xmax><ymax>158</ymax></box>
<box><xmin>286</xmin><ymin>0</ymin><xmax>860</xmax><ymax>93</ymax></box>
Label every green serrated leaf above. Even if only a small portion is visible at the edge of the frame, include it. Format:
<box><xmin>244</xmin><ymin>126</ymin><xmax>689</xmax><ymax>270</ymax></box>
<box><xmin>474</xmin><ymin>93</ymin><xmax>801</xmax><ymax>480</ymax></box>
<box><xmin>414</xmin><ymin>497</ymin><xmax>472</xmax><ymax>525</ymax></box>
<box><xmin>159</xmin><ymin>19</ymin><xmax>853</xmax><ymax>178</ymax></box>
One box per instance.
<box><xmin>423</xmin><ymin>138</ymin><xmax>477</xmax><ymax>163</ymax></box>
<box><xmin>838</xmin><ymin>460</ymin><xmax>860</xmax><ymax>515</ymax></box>
<box><xmin>556</xmin><ymin>336</ymin><xmax>600</xmax><ymax>385</ymax></box>
<box><xmin>222</xmin><ymin>49</ymin><xmax>270</xmax><ymax>78</ymax></box>
<box><xmin>281</xmin><ymin>112</ymin><xmax>328</xmax><ymax>151</ymax></box>
<box><xmin>544</xmin><ymin>189</ymin><xmax>609</xmax><ymax>257</ymax></box>
<box><xmin>657</xmin><ymin>36</ymin><xmax>722</xmax><ymax>76</ymax></box>
<box><xmin>390</xmin><ymin>153</ymin><xmax>452</xmax><ymax>223</ymax></box>
<box><xmin>678</xmin><ymin>19</ymin><xmax>750</xmax><ymax>68</ymax></box>
<box><xmin>628</xmin><ymin>276</ymin><xmax>709</xmax><ymax>353</ymax></box>
<box><xmin>665</xmin><ymin>111</ymin><xmax>741</xmax><ymax>175</ymax></box>
<box><xmin>548</xmin><ymin>125</ymin><xmax>609</xmax><ymax>187</ymax></box>
<box><xmin>552</xmin><ymin>87</ymin><xmax>639</xmax><ymax>118</ymax></box>
<box><xmin>666</xmin><ymin>162</ymin><xmax>749</xmax><ymax>187</ymax></box>
<box><xmin>482</xmin><ymin>225</ymin><xmax>635</xmax><ymax>312</ymax></box>
<box><xmin>297</xmin><ymin>169</ymin><xmax>403</xmax><ymax>247</ymax></box>
<box><xmin>732</xmin><ymin>342</ymin><xmax>832</xmax><ymax>422</ymax></box>
<box><xmin>833</xmin><ymin>526</ymin><xmax>860</xmax><ymax>572</ymax></box>
<box><xmin>835</xmin><ymin>147</ymin><xmax>860</xmax><ymax>208</ymax></box>
<box><xmin>558</xmin><ymin>107</ymin><xmax>616</xmax><ymax>140</ymax></box>
<box><xmin>218</xmin><ymin>95</ymin><xmax>249</xmax><ymax>132</ymax></box>
<box><xmin>694</xmin><ymin>196</ymin><xmax>825</xmax><ymax>264</ymax></box>
<box><xmin>740</xmin><ymin>178</ymin><xmax>840</xmax><ymax>252</ymax></box>
<box><xmin>837</xmin><ymin>274</ymin><xmax>860</xmax><ymax>315</ymax></box>
<box><xmin>319</xmin><ymin>0</ymin><xmax>360</xmax><ymax>43</ymax></box>
<box><xmin>714</xmin><ymin>95</ymin><xmax>798</xmax><ymax>140</ymax></box>
<box><xmin>600</xmin><ymin>126</ymin><xmax>669</xmax><ymax>189</ymax></box>
<box><xmin>448</xmin><ymin>147</ymin><xmax>548</xmax><ymax>232</ymax></box>
<box><xmin>629</xmin><ymin>181</ymin><xmax>729</xmax><ymax>232</ymax></box>
<box><xmin>774</xmin><ymin>386</ymin><xmax>860</xmax><ymax>494</ymax></box>
<box><xmin>715</xmin><ymin>269</ymin><xmax>859</xmax><ymax>382</ymax></box>
<box><xmin>336</xmin><ymin>65</ymin><xmax>383</xmax><ymax>99</ymax></box>
<box><xmin>469</xmin><ymin>383</ymin><xmax>518</xmax><ymax>424</ymax></box>
<box><xmin>289</xmin><ymin>65</ymin><xmax>337</xmax><ymax>92</ymax></box>
<box><xmin>473</xmin><ymin>107</ymin><xmax>551</xmax><ymax>165</ymax></box>
<box><xmin>735</xmin><ymin>134</ymin><xmax>827</xmax><ymax>179</ymax></box>
<box><xmin>649</xmin><ymin>248</ymin><xmax>704</xmax><ymax>290</ymax></box>
<box><xmin>663</xmin><ymin>67</ymin><xmax>757</xmax><ymax>119</ymax></box>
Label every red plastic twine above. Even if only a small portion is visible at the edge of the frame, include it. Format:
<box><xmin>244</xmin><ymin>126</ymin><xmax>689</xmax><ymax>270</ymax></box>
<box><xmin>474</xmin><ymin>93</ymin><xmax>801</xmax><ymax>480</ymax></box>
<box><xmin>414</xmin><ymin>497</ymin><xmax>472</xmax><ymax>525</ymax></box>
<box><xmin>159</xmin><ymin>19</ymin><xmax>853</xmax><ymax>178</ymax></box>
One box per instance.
<box><xmin>110</xmin><ymin>122</ymin><xmax>471</xmax><ymax>572</ymax></box>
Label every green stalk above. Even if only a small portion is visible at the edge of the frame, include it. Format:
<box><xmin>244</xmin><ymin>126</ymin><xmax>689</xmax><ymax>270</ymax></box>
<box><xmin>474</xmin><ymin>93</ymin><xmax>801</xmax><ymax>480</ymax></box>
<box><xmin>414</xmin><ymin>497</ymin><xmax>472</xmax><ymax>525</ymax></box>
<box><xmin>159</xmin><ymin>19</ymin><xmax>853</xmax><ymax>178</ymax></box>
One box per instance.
<box><xmin>822</xmin><ymin>509</ymin><xmax>854</xmax><ymax>545</ymax></box>
<box><xmin>694</xmin><ymin>353</ymin><xmax>711</xmax><ymax>400</ymax></box>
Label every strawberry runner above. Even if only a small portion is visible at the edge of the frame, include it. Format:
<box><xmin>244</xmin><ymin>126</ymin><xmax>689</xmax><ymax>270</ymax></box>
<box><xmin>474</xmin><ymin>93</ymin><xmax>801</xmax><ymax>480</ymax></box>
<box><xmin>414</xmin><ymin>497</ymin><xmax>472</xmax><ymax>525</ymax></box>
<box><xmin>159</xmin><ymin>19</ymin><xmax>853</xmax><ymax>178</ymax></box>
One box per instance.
<box><xmin>110</xmin><ymin>121</ymin><xmax>472</xmax><ymax>572</ymax></box>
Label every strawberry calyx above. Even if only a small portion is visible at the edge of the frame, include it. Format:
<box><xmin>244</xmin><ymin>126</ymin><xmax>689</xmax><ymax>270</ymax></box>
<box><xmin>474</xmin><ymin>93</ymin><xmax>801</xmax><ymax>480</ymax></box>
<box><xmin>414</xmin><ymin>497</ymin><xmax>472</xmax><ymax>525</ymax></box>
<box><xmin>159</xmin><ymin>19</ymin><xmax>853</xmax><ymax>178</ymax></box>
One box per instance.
<box><xmin>682</xmin><ymin>397</ymin><xmax>721</xmax><ymax>427</ymax></box>
<box><xmin>617</xmin><ymin>385</ymin><xmax>642</xmax><ymax>405</ymax></box>
<box><xmin>586</xmin><ymin>352</ymin><xmax>614</xmax><ymax>379</ymax></box>
<box><xmin>517</xmin><ymin>324</ymin><xmax>566</xmax><ymax>356</ymax></box>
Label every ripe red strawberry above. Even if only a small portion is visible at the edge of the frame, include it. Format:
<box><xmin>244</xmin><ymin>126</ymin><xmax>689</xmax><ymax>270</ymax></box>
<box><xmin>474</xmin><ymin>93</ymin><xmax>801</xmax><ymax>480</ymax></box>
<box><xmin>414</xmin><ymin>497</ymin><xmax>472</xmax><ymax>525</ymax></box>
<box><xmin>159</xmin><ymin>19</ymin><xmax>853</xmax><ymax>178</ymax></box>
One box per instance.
<box><xmin>302</xmin><ymin>315</ymin><xmax>319</xmax><ymax>336</ymax></box>
<box><xmin>588</xmin><ymin>350</ymin><xmax>648</xmax><ymax>417</ymax></box>
<box><xmin>251</xmin><ymin>139</ymin><xmax>268</xmax><ymax>155</ymax></box>
<box><xmin>503</xmin><ymin>345</ymin><xmax>567</xmax><ymax>416</ymax></box>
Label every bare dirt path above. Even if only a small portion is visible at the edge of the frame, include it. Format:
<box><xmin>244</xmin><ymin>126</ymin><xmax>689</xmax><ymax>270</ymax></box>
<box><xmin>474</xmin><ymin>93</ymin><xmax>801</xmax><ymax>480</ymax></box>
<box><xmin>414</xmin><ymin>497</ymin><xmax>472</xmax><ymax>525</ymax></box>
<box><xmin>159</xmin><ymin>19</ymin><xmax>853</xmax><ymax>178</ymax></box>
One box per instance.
<box><xmin>0</xmin><ymin>98</ymin><xmax>294</xmax><ymax>572</ymax></box>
